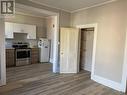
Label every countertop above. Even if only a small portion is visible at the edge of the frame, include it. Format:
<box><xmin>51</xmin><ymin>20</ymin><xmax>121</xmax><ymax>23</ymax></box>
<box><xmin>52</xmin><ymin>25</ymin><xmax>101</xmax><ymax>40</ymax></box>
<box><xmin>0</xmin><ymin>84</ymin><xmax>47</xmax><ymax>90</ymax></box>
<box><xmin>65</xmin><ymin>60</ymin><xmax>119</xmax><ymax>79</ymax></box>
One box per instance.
<box><xmin>6</xmin><ymin>48</ymin><xmax>15</xmax><ymax>50</ymax></box>
<box><xmin>6</xmin><ymin>47</ymin><xmax>39</xmax><ymax>50</ymax></box>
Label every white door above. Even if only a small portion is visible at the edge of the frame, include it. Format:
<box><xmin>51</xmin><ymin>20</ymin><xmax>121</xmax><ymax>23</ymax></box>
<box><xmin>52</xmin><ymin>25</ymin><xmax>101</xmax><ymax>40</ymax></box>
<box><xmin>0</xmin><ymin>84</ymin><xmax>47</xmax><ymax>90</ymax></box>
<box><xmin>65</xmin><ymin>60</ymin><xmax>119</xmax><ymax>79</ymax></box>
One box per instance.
<box><xmin>60</xmin><ymin>28</ymin><xmax>80</xmax><ymax>73</ymax></box>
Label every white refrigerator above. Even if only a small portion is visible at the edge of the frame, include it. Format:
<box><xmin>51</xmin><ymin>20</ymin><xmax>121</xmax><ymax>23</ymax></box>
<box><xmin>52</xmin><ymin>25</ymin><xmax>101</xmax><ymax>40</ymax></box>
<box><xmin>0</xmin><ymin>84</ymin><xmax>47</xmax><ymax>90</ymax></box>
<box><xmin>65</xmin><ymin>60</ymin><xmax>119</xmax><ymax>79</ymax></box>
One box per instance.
<box><xmin>38</xmin><ymin>38</ymin><xmax>50</xmax><ymax>62</ymax></box>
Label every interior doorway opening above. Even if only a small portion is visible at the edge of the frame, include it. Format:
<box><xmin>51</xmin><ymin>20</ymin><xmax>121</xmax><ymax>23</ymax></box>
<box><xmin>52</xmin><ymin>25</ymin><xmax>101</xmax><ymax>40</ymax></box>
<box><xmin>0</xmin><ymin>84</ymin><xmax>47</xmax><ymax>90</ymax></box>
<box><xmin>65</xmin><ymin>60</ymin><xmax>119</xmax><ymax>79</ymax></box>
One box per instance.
<box><xmin>0</xmin><ymin>3</ymin><xmax>60</xmax><ymax>86</ymax></box>
<box><xmin>79</xmin><ymin>27</ymin><xmax>94</xmax><ymax>72</ymax></box>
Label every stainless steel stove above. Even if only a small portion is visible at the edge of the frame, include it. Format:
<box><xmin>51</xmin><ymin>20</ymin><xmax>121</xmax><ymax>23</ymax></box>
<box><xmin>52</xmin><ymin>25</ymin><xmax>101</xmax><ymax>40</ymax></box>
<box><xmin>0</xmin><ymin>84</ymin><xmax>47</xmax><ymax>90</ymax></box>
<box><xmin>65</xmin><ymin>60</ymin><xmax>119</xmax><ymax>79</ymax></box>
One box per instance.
<box><xmin>12</xmin><ymin>42</ymin><xmax>31</xmax><ymax>66</ymax></box>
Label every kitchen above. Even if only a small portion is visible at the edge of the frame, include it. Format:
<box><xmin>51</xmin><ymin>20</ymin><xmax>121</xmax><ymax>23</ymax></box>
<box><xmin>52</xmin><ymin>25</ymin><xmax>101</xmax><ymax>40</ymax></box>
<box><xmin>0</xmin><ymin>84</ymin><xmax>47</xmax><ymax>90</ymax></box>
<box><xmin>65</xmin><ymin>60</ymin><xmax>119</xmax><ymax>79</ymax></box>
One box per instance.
<box><xmin>5</xmin><ymin>14</ymin><xmax>56</xmax><ymax>68</ymax></box>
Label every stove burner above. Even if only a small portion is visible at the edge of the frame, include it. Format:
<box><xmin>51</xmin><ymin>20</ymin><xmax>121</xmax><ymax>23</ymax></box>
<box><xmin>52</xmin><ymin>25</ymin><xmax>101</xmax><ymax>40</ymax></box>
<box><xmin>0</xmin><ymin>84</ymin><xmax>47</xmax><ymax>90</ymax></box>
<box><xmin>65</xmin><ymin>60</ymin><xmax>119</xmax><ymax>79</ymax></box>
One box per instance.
<box><xmin>12</xmin><ymin>42</ymin><xmax>29</xmax><ymax>49</ymax></box>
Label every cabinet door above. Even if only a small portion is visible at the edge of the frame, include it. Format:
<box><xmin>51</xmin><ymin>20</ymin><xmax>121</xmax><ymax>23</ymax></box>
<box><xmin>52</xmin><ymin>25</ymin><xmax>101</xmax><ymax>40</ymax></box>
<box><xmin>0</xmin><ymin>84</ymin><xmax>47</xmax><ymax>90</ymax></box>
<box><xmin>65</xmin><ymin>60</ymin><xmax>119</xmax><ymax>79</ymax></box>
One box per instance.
<box><xmin>6</xmin><ymin>49</ymin><xmax>15</xmax><ymax>67</ymax></box>
<box><xmin>7</xmin><ymin>22</ymin><xmax>36</xmax><ymax>39</ymax></box>
<box><xmin>31</xmin><ymin>48</ymin><xmax>39</xmax><ymax>64</ymax></box>
<box><xmin>13</xmin><ymin>23</ymin><xmax>25</xmax><ymax>33</ymax></box>
<box><xmin>25</xmin><ymin>25</ymin><xmax>36</xmax><ymax>39</ymax></box>
<box><xmin>5</xmin><ymin>22</ymin><xmax>14</xmax><ymax>39</ymax></box>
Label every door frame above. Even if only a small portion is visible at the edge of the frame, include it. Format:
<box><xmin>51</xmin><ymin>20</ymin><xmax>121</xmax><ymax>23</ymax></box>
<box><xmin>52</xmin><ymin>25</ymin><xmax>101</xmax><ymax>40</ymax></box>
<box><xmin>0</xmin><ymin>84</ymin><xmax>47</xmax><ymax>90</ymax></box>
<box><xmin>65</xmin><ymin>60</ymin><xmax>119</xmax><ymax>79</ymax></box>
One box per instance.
<box><xmin>0</xmin><ymin>4</ymin><xmax>60</xmax><ymax>86</ymax></box>
<box><xmin>76</xmin><ymin>23</ymin><xmax>98</xmax><ymax>76</ymax></box>
<box><xmin>77</xmin><ymin>23</ymin><xmax>127</xmax><ymax>93</ymax></box>
<box><xmin>121</xmin><ymin>29</ymin><xmax>127</xmax><ymax>92</ymax></box>
<box><xmin>79</xmin><ymin>27</ymin><xmax>95</xmax><ymax>72</ymax></box>
<box><xmin>0</xmin><ymin>19</ymin><xmax>6</xmax><ymax>86</ymax></box>
<box><xmin>52</xmin><ymin>14</ymin><xmax>60</xmax><ymax>73</ymax></box>
<box><xmin>16</xmin><ymin>3</ymin><xmax>60</xmax><ymax>73</ymax></box>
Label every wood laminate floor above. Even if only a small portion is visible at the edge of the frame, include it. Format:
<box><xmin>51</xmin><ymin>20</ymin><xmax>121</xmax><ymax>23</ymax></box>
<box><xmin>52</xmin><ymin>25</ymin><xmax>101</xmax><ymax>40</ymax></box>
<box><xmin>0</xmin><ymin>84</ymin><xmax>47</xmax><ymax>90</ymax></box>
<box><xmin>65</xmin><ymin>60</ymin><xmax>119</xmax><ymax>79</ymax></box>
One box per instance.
<box><xmin>0</xmin><ymin>63</ymin><xmax>126</xmax><ymax>95</ymax></box>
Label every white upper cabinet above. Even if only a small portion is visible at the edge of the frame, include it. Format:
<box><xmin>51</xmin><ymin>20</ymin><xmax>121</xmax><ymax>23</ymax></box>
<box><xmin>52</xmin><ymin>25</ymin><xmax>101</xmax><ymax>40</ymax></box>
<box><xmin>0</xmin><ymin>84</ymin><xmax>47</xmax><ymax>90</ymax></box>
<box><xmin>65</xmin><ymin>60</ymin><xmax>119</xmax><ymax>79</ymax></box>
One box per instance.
<box><xmin>5</xmin><ymin>22</ymin><xmax>14</xmax><ymax>39</ymax></box>
<box><xmin>24</xmin><ymin>24</ymin><xmax>36</xmax><ymax>39</ymax></box>
<box><xmin>5</xmin><ymin>22</ymin><xmax>36</xmax><ymax>39</ymax></box>
<box><xmin>13</xmin><ymin>23</ymin><xmax>26</xmax><ymax>33</ymax></box>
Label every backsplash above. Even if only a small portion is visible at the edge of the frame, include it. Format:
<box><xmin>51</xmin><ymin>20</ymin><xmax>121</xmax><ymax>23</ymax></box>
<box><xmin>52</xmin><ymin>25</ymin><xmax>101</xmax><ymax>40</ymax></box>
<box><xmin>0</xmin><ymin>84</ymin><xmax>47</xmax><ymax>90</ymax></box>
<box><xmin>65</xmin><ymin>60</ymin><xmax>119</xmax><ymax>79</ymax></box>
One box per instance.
<box><xmin>6</xmin><ymin>32</ymin><xmax>38</xmax><ymax>48</ymax></box>
<box><xmin>6</xmin><ymin>39</ymin><xmax>38</xmax><ymax>48</ymax></box>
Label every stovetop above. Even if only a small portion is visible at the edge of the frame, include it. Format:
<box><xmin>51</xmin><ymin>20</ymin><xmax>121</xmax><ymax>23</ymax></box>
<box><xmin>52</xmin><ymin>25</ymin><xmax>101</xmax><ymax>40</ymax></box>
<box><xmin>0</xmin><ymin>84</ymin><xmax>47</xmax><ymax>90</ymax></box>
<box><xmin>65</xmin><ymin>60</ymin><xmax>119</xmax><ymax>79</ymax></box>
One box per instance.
<box><xmin>12</xmin><ymin>42</ymin><xmax>30</xmax><ymax>49</ymax></box>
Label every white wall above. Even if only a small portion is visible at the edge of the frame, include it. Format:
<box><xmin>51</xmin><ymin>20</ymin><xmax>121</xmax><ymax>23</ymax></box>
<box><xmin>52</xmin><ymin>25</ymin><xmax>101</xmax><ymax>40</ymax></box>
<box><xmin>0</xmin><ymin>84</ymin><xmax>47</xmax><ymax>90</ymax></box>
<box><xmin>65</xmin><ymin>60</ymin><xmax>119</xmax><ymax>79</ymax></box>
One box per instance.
<box><xmin>46</xmin><ymin>16</ymin><xmax>56</xmax><ymax>63</ymax></box>
<box><xmin>46</xmin><ymin>16</ymin><xmax>59</xmax><ymax>72</ymax></box>
<box><xmin>71</xmin><ymin>0</ymin><xmax>127</xmax><ymax>84</ymax></box>
<box><xmin>0</xmin><ymin>19</ymin><xmax>6</xmax><ymax>86</ymax></box>
<box><xmin>15</xmin><ymin>0</ymin><xmax>71</xmax><ymax>27</ymax></box>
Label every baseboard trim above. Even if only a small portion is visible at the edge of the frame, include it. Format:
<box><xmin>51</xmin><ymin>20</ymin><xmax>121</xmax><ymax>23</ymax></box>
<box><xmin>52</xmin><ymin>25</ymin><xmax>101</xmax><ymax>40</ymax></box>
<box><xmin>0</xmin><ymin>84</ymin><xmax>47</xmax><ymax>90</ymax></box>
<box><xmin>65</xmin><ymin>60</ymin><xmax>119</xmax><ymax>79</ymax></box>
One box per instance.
<box><xmin>49</xmin><ymin>58</ymin><xmax>53</xmax><ymax>63</ymax></box>
<box><xmin>84</xmin><ymin>67</ymin><xmax>91</xmax><ymax>72</ymax></box>
<box><xmin>91</xmin><ymin>75</ymin><xmax>124</xmax><ymax>92</ymax></box>
<box><xmin>0</xmin><ymin>81</ymin><xmax>2</xmax><ymax>86</ymax></box>
<box><xmin>0</xmin><ymin>80</ymin><xmax>6</xmax><ymax>87</ymax></box>
<box><xmin>60</xmin><ymin>72</ymin><xmax>77</xmax><ymax>74</ymax></box>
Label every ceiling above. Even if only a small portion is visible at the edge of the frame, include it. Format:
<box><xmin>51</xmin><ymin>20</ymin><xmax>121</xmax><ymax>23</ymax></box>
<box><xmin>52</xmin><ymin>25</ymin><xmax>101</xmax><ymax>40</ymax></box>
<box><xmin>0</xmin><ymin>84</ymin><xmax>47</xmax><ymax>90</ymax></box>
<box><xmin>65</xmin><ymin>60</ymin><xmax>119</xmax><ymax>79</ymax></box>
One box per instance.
<box><xmin>29</xmin><ymin>0</ymin><xmax>117</xmax><ymax>12</ymax></box>
<box><xmin>16</xmin><ymin>8</ymin><xmax>50</xmax><ymax>18</ymax></box>
<box><xmin>15</xmin><ymin>3</ymin><xmax>57</xmax><ymax>18</ymax></box>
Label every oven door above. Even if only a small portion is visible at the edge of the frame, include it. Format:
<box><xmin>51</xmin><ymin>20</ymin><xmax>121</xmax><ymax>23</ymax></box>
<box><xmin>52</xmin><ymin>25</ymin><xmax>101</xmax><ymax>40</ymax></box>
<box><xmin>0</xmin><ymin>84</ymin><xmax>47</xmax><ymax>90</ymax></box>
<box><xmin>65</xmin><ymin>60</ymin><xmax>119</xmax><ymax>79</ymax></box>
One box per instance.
<box><xmin>16</xmin><ymin>49</ymin><xmax>31</xmax><ymax>60</ymax></box>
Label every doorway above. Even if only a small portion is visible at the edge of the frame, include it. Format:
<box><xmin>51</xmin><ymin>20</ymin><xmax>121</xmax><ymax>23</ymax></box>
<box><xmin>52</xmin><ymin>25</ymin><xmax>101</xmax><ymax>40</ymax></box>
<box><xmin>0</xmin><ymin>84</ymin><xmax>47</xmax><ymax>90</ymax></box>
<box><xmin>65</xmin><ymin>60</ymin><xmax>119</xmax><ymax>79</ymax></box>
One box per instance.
<box><xmin>0</xmin><ymin>4</ymin><xmax>60</xmax><ymax>86</ymax></box>
<box><xmin>80</xmin><ymin>28</ymin><xmax>94</xmax><ymax>72</ymax></box>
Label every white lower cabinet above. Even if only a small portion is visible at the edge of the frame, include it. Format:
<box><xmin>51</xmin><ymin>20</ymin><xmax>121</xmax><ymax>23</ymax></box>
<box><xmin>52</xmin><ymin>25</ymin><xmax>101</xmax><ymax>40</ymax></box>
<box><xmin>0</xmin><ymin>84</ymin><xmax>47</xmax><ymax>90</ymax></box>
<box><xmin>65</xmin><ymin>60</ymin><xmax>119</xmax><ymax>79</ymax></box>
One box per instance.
<box><xmin>5</xmin><ymin>22</ymin><xmax>36</xmax><ymax>39</ymax></box>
